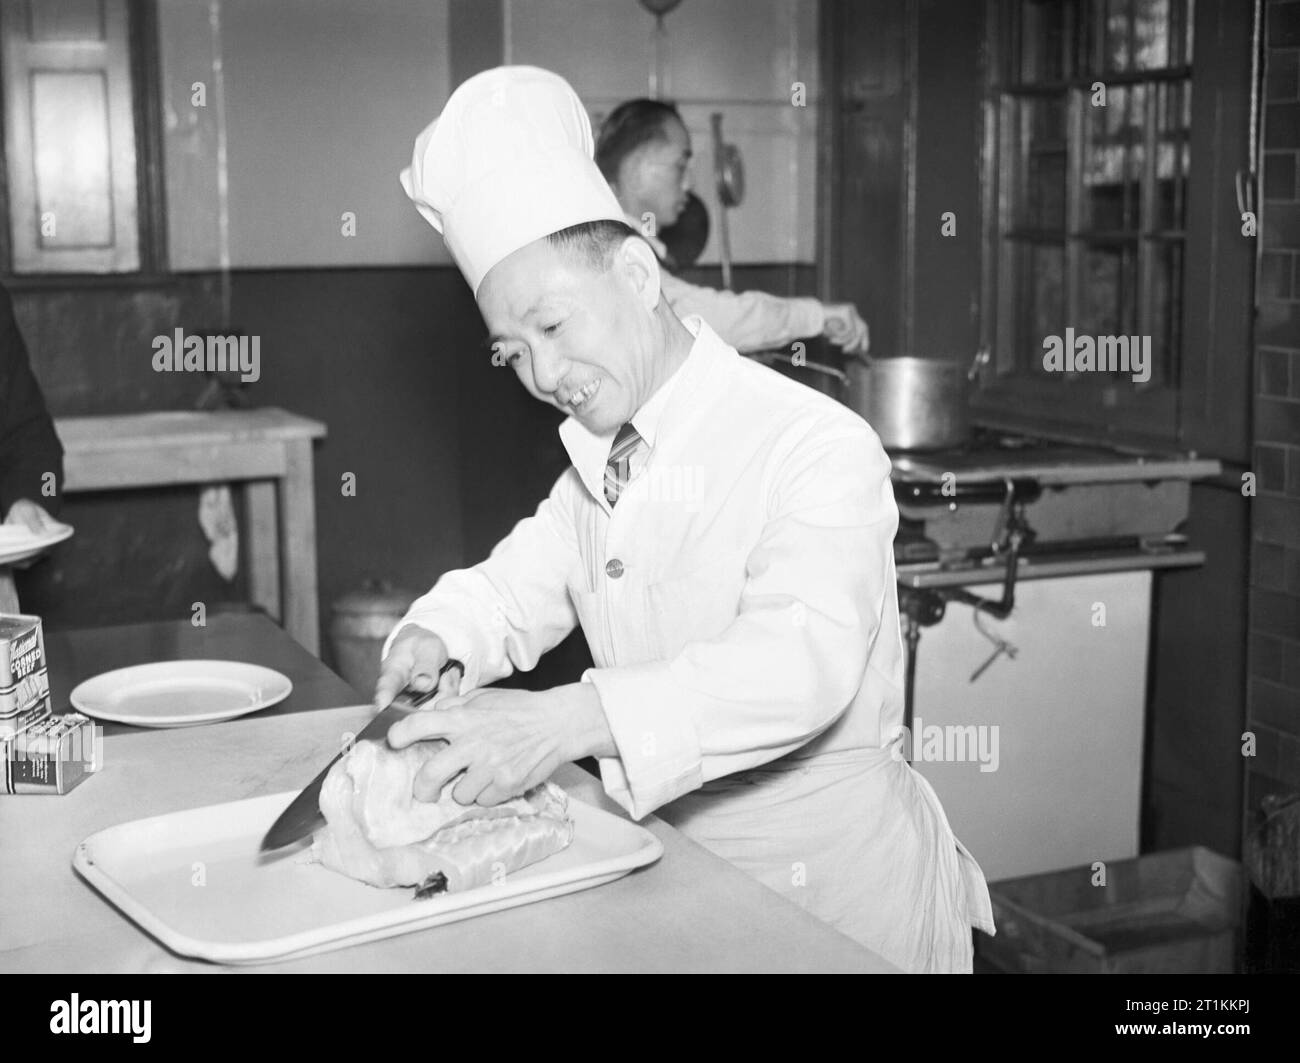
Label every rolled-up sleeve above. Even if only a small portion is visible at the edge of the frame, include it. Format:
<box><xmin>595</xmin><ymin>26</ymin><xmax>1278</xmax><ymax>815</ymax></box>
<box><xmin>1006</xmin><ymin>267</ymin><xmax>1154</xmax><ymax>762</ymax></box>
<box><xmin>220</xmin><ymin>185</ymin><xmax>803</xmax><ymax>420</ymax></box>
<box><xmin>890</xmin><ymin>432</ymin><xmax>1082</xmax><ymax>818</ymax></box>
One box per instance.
<box><xmin>383</xmin><ymin>471</ymin><xmax>583</xmax><ymax>691</ymax></box>
<box><xmin>660</xmin><ymin>272</ymin><xmax>825</xmax><ymax>354</ymax></box>
<box><xmin>588</xmin><ymin>418</ymin><xmax>898</xmax><ymax>820</ymax></box>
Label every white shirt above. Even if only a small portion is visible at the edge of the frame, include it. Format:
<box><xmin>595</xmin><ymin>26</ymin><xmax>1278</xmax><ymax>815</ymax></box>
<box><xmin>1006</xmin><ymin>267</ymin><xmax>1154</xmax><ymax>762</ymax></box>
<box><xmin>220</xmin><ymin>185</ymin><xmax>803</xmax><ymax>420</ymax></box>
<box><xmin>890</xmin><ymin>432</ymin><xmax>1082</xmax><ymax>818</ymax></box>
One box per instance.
<box><xmin>630</xmin><ymin>214</ymin><xmax>826</xmax><ymax>353</ymax></box>
<box><xmin>391</xmin><ymin>317</ymin><xmax>993</xmax><ymax>971</ymax></box>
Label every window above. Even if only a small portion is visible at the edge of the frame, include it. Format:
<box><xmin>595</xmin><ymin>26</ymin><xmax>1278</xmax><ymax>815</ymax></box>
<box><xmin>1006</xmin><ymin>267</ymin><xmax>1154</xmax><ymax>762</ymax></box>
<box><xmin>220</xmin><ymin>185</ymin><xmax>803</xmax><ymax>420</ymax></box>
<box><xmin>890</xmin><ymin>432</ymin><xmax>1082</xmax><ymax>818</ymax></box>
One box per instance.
<box><xmin>978</xmin><ymin>0</ymin><xmax>1254</xmax><ymax>454</ymax></box>
<box><xmin>0</xmin><ymin>0</ymin><xmax>163</xmax><ymax>275</ymax></box>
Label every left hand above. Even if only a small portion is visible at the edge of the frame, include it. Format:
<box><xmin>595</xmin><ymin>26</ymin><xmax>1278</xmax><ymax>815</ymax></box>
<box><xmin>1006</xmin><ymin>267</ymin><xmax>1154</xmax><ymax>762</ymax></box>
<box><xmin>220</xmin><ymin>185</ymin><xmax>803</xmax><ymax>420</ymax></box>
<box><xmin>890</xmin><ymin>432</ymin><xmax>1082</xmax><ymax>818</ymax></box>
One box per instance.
<box><xmin>386</xmin><ymin>683</ymin><xmax>616</xmax><ymax>807</ymax></box>
<box><xmin>3</xmin><ymin>498</ymin><xmax>63</xmax><ymax>536</ymax></box>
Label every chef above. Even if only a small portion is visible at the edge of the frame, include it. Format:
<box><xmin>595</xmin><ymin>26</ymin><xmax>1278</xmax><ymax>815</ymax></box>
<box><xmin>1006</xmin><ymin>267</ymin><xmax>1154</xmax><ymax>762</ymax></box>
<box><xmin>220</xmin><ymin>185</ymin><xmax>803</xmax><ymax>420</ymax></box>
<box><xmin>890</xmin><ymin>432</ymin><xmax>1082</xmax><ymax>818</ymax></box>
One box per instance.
<box><xmin>380</xmin><ymin>66</ymin><xmax>993</xmax><ymax>973</ymax></box>
<box><xmin>595</xmin><ymin>97</ymin><xmax>870</xmax><ymax>356</ymax></box>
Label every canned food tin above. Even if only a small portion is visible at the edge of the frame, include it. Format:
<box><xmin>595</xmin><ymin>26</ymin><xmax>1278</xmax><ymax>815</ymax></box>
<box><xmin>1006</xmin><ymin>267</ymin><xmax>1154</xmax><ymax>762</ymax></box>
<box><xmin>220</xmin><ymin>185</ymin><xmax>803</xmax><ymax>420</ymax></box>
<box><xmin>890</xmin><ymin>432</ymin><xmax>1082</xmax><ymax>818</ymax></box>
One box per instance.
<box><xmin>0</xmin><ymin>614</ymin><xmax>49</xmax><ymax>737</ymax></box>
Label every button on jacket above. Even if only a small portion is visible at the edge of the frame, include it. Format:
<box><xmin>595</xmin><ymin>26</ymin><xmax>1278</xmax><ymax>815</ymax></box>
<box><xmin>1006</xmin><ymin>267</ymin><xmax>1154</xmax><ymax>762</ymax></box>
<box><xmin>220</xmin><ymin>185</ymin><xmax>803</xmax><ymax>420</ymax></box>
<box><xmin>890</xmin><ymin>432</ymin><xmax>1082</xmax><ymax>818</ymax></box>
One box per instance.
<box><xmin>390</xmin><ymin>316</ymin><xmax>994</xmax><ymax>971</ymax></box>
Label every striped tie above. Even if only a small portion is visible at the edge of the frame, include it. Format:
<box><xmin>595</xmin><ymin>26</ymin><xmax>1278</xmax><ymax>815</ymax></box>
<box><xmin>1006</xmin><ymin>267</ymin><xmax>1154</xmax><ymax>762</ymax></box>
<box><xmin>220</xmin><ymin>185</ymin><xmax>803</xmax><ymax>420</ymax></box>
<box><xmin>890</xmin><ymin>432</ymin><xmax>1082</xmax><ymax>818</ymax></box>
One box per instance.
<box><xmin>604</xmin><ymin>422</ymin><xmax>643</xmax><ymax>507</ymax></box>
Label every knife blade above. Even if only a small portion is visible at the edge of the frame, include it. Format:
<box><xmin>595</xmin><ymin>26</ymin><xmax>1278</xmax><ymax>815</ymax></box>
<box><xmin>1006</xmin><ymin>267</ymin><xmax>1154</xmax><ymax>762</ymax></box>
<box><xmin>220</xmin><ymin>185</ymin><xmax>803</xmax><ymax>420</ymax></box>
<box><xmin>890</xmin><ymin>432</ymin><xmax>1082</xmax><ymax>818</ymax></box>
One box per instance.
<box><xmin>259</xmin><ymin>660</ymin><xmax>463</xmax><ymax>853</ymax></box>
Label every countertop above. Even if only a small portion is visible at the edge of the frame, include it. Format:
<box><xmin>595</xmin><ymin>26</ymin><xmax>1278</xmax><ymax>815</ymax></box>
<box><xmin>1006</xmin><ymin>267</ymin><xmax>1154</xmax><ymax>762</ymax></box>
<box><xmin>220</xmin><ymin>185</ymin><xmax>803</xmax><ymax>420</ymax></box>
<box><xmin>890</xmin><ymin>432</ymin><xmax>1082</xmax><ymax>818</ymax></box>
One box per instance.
<box><xmin>3</xmin><ymin>618</ymin><xmax>896</xmax><ymax>973</ymax></box>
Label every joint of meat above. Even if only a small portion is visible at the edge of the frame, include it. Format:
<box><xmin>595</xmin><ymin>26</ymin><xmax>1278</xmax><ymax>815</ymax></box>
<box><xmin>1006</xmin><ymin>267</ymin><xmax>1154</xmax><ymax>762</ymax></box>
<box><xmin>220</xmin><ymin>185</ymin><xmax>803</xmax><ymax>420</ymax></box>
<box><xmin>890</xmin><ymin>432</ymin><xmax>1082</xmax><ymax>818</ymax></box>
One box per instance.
<box><xmin>311</xmin><ymin>738</ymin><xmax>575</xmax><ymax>893</ymax></box>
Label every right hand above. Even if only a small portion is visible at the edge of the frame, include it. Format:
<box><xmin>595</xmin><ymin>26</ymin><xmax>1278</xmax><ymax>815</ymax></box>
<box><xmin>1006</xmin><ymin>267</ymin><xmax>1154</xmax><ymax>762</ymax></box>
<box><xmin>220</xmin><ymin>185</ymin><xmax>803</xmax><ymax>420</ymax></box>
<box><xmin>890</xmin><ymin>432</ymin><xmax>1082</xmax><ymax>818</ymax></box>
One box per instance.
<box><xmin>2</xmin><ymin>499</ymin><xmax>70</xmax><ymax>570</ymax></box>
<box><xmin>822</xmin><ymin>302</ymin><xmax>870</xmax><ymax>358</ymax></box>
<box><xmin>373</xmin><ymin>625</ymin><xmax>460</xmax><ymax>710</ymax></box>
<box><xmin>3</xmin><ymin>498</ymin><xmax>65</xmax><ymax>536</ymax></box>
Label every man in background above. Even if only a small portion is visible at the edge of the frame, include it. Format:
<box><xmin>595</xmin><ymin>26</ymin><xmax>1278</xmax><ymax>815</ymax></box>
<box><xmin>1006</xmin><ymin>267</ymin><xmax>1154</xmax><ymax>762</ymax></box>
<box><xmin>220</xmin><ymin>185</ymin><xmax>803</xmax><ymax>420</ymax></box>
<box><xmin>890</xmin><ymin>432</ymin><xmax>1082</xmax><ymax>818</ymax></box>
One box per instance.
<box><xmin>596</xmin><ymin>98</ymin><xmax>869</xmax><ymax>357</ymax></box>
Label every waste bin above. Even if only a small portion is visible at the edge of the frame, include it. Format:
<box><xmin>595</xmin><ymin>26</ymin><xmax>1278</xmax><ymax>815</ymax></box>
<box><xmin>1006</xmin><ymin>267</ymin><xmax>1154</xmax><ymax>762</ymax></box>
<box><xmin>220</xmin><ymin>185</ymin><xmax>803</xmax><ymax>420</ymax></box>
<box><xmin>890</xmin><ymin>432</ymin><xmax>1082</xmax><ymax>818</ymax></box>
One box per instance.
<box><xmin>328</xmin><ymin>581</ymin><xmax>417</xmax><ymax>698</ymax></box>
<box><xmin>1245</xmin><ymin>792</ymin><xmax>1300</xmax><ymax>973</ymax></box>
<box><xmin>976</xmin><ymin>847</ymin><xmax>1244</xmax><ymax>973</ymax></box>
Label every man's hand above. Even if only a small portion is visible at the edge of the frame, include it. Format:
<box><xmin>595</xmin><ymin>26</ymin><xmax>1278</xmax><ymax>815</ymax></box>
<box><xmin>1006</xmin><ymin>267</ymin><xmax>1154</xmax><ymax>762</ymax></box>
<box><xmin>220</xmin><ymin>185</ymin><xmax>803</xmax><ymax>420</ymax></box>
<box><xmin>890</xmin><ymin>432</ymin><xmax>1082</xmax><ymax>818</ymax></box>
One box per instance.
<box><xmin>373</xmin><ymin>624</ymin><xmax>460</xmax><ymax>709</ymax></box>
<box><xmin>822</xmin><ymin>302</ymin><xmax>870</xmax><ymax>358</ymax></box>
<box><xmin>386</xmin><ymin>683</ymin><xmax>615</xmax><ymax>806</ymax></box>
<box><xmin>3</xmin><ymin>499</ymin><xmax>62</xmax><ymax>536</ymax></box>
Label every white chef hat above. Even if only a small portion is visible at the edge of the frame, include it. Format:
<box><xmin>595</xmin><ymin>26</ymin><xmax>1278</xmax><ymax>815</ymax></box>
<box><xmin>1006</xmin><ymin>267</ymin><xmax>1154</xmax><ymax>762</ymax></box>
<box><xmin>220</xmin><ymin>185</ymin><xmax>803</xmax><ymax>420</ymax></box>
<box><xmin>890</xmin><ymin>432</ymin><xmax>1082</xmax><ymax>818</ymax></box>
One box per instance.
<box><xmin>399</xmin><ymin>66</ymin><xmax>626</xmax><ymax>295</ymax></box>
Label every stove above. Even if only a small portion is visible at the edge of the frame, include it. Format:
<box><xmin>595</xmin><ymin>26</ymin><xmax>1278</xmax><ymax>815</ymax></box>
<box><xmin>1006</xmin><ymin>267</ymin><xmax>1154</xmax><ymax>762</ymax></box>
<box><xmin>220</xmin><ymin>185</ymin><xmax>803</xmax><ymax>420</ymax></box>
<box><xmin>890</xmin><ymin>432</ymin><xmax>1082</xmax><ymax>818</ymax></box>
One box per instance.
<box><xmin>889</xmin><ymin>427</ymin><xmax>1218</xmax><ymax>485</ymax></box>
<box><xmin>885</xmin><ymin>429</ymin><xmax>1221</xmax><ymax>733</ymax></box>
<box><xmin>889</xmin><ymin>428</ymin><xmax>1220</xmax><ymax>572</ymax></box>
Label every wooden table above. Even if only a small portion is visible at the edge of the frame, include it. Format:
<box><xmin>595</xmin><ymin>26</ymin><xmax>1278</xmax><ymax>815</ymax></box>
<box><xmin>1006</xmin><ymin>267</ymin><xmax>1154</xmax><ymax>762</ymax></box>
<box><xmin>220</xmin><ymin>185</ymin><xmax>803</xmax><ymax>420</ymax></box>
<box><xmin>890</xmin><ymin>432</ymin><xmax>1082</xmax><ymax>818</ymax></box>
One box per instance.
<box><xmin>2</xmin><ymin>617</ymin><xmax>894</xmax><ymax>973</ymax></box>
<box><xmin>55</xmin><ymin>408</ymin><xmax>326</xmax><ymax>653</ymax></box>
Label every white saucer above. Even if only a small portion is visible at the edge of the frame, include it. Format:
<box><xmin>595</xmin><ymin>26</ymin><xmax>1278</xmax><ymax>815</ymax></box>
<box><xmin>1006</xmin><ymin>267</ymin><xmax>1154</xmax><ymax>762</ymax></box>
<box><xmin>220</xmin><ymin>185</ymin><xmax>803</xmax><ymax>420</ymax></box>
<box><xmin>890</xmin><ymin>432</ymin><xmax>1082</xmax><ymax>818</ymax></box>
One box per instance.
<box><xmin>70</xmin><ymin>660</ymin><xmax>293</xmax><ymax>728</ymax></box>
<box><xmin>0</xmin><ymin>522</ymin><xmax>74</xmax><ymax>566</ymax></box>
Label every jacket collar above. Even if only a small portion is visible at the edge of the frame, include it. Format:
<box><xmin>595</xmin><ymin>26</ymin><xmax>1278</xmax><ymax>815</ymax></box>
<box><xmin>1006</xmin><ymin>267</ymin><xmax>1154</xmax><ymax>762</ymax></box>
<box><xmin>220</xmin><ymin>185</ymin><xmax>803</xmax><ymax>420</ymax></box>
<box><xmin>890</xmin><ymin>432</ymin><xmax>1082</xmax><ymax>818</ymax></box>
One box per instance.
<box><xmin>559</xmin><ymin>315</ymin><xmax>733</xmax><ymax>507</ymax></box>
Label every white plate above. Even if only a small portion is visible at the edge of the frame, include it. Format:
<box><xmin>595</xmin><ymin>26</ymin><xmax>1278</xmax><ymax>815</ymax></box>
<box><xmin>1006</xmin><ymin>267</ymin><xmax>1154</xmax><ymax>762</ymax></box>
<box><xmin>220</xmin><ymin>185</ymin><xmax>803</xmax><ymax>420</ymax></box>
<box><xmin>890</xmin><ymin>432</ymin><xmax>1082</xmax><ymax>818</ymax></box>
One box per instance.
<box><xmin>0</xmin><ymin>522</ymin><xmax>74</xmax><ymax>566</ymax></box>
<box><xmin>73</xmin><ymin>790</ymin><xmax>663</xmax><ymax>965</ymax></box>
<box><xmin>70</xmin><ymin>660</ymin><xmax>292</xmax><ymax>727</ymax></box>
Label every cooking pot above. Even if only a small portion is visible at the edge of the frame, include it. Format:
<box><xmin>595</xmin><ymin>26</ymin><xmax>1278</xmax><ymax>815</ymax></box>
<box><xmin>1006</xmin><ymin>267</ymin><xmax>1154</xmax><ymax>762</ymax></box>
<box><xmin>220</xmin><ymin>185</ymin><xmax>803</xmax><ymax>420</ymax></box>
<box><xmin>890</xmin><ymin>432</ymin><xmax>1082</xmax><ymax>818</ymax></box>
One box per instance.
<box><xmin>759</xmin><ymin>348</ymin><xmax>989</xmax><ymax>451</ymax></box>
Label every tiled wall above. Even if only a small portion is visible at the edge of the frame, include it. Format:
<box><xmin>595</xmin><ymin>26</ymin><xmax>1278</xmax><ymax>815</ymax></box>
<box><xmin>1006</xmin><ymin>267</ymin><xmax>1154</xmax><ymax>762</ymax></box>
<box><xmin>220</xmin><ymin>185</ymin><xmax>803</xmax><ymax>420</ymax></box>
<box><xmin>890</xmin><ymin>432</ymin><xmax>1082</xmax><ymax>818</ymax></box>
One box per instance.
<box><xmin>1250</xmin><ymin>0</ymin><xmax>1300</xmax><ymax>804</ymax></box>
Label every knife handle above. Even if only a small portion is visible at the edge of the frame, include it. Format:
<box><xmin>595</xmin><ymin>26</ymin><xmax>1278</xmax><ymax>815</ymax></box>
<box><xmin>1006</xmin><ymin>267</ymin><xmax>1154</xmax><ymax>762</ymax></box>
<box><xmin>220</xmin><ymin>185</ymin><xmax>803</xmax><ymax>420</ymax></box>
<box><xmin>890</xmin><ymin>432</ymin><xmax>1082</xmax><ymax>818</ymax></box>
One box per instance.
<box><xmin>399</xmin><ymin>658</ymin><xmax>465</xmax><ymax>708</ymax></box>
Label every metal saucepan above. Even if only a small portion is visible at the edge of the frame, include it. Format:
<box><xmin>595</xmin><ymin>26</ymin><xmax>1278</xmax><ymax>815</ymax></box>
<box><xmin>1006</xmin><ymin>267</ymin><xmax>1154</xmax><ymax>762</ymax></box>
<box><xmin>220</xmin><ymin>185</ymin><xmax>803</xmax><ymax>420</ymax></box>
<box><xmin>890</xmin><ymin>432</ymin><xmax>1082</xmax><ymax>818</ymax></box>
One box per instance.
<box><xmin>756</xmin><ymin>348</ymin><xmax>989</xmax><ymax>451</ymax></box>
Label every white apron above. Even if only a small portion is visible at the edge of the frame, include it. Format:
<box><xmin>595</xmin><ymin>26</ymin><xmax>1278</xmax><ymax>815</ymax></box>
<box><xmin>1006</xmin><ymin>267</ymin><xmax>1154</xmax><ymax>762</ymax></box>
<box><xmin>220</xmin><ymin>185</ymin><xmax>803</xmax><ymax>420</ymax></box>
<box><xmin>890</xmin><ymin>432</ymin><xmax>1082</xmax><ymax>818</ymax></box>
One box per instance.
<box><xmin>657</xmin><ymin>749</ymin><xmax>993</xmax><ymax>973</ymax></box>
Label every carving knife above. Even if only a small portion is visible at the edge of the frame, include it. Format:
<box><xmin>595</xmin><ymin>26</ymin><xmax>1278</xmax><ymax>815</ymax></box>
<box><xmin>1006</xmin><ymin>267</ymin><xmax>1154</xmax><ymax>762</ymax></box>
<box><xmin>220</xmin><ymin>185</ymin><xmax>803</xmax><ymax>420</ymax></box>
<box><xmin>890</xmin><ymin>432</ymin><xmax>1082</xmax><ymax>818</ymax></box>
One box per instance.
<box><xmin>259</xmin><ymin>659</ymin><xmax>463</xmax><ymax>852</ymax></box>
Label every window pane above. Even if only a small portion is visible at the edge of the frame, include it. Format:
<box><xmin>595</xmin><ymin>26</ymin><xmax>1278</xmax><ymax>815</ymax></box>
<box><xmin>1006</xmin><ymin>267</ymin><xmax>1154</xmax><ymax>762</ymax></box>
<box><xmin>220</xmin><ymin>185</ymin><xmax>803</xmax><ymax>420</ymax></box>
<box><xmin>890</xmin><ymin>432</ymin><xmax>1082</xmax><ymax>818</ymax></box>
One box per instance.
<box><xmin>1101</xmin><ymin>0</ymin><xmax>1132</xmax><ymax>73</ymax></box>
<box><xmin>1014</xmin><ymin>241</ymin><xmax>1065</xmax><ymax>372</ymax></box>
<box><xmin>1082</xmin><ymin>245</ymin><xmax>1136</xmax><ymax>337</ymax></box>
<box><xmin>1086</xmin><ymin>0</ymin><xmax>1190</xmax><ymax>73</ymax></box>
<box><xmin>1016</xmin><ymin>97</ymin><xmax>1068</xmax><ymax>230</ymax></box>
<box><xmin>1019</xmin><ymin>0</ymin><xmax>1068</xmax><ymax>83</ymax></box>
<box><xmin>32</xmin><ymin>70</ymin><xmax>113</xmax><ymax>248</ymax></box>
<box><xmin>1027</xmin><ymin>150</ymin><xmax>1068</xmax><ymax>230</ymax></box>
<box><xmin>1172</xmin><ymin>0</ymin><xmax>1194</xmax><ymax>65</ymax></box>
<box><xmin>1149</xmin><ymin>241</ymin><xmax>1183</xmax><ymax>384</ymax></box>
<box><xmin>1132</xmin><ymin>0</ymin><xmax>1170</xmax><ymax>70</ymax></box>
<box><xmin>1083</xmin><ymin>85</ymin><xmax>1144</xmax><ymax>231</ymax></box>
<box><xmin>998</xmin><ymin>0</ymin><xmax>1191</xmax><ymax>392</ymax></box>
<box><xmin>1154</xmin><ymin>80</ymin><xmax>1191</xmax><ymax>231</ymax></box>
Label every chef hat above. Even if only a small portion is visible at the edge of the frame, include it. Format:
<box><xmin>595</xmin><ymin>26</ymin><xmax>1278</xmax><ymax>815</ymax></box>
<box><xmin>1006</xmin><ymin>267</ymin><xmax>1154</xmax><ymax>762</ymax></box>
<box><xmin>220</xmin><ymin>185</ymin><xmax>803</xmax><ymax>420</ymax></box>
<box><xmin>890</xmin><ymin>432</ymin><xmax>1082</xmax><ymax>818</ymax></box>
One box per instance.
<box><xmin>399</xmin><ymin>66</ymin><xmax>627</xmax><ymax>295</ymax></box>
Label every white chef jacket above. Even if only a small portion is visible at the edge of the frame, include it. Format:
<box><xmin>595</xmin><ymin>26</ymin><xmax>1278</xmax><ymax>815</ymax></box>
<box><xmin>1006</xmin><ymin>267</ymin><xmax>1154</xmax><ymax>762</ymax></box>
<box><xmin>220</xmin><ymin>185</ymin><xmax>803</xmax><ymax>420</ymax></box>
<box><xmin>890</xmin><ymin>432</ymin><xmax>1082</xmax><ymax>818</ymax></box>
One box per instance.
<box><xmin>391</xmin><ymin>316</ymin><xmax>994</xmax><ymax>972</ymax></box>
<box><xmin>629</xmin><ymin>214</ymin><xmax>825</xmax><ymax>353</ymax></box>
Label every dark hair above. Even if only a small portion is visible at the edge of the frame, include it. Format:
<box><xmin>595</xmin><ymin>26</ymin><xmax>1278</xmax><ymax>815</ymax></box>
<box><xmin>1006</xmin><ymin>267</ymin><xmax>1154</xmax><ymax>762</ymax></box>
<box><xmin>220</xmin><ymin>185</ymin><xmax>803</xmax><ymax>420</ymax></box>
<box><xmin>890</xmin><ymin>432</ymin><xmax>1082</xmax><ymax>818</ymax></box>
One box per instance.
<box><xmin>545</xmin><ymin>219</ymin><xmax>640</xmax><ymax>271</ymax></box>
<box><xmin>594</xmin><ymin>99</ymin><xmax>682</xmax><ymax>184</ymax></box>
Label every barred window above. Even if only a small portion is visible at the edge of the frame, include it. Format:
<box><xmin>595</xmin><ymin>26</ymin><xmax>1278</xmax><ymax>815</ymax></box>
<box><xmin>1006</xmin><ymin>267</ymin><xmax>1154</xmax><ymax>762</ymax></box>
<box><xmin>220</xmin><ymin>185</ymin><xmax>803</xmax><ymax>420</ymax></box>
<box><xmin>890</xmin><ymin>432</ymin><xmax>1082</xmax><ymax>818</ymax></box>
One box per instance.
<box><xmin>989</xmin><ymin>0</ymin><xmax>1194</xmax><ymax>388</ymax></box>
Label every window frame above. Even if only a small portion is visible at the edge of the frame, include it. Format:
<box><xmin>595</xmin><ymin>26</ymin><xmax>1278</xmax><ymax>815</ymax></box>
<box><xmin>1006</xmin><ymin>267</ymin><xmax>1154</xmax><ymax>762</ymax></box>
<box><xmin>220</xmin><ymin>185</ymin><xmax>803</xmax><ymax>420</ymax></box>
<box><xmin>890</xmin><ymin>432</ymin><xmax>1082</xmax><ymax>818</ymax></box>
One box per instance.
<box><xmin>0</xmin><ymin>0</ymin><xmax>167</xmax><ymax>281</ymax></box>
<box><xmin>974</xmin><ymin>0</ymin><xmax>1252</xmax><ymax>455</ymax></box>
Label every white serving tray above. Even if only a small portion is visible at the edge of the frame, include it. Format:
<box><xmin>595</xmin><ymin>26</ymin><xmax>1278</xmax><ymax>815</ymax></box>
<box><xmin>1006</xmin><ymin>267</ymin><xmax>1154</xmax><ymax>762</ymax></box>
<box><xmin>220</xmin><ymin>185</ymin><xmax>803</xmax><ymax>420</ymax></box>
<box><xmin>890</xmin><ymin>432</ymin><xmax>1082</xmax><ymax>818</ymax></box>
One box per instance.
<box><xmin>73</xmin><ymin>789</ymin><xmax>662</xmax><ymax>965</ymax></box>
